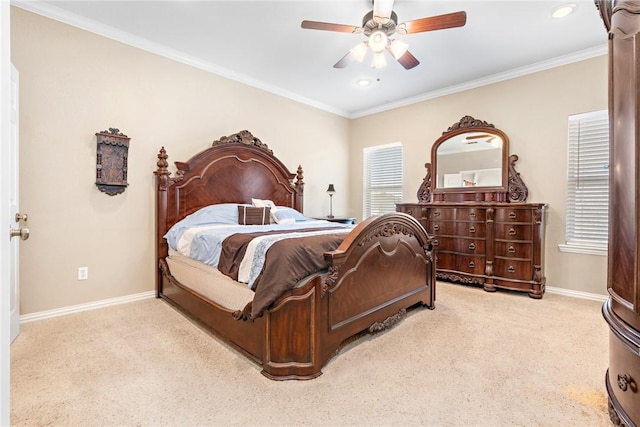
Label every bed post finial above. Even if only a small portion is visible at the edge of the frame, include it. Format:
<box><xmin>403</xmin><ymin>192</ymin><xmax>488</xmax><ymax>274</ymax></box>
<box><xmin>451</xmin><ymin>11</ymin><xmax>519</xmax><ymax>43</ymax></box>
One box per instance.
<box><xmin>295</xmin><ymin>165</ymin><xmax>304</xmax><ymax>211</ymax></box>
<box><xmin>155</xmin><ymin>147</ymin><xmax>169</xmax><ymax>174</ymax></box>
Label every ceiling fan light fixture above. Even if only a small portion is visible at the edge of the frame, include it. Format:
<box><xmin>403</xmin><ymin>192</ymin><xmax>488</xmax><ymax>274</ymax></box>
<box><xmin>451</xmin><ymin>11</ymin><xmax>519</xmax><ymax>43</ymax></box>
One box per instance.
<box><xmin>371</xmin><ymin>51</ymin><xmax>387</xmax><ymax>68</ymax></box>
<box><xmin>350</xmin><ymin>42</ymin><xmax>368</xmax><ymax>62</ymax></box>
<box><xmin>389</xmin><ymin>39</ymin><xmax>409</xmax><ymax>59</ymax></box>
<box><xmin>368</xmin><ymin>31</ymin><xmax>388</xmax><ymax>53</ymax></box>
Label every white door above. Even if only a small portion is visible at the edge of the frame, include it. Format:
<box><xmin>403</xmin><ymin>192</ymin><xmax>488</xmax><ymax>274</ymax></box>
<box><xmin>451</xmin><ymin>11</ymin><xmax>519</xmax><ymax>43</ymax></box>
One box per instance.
<box><xmin>9</xmin><ymin>63</ymin><xmax>22</xmax><ymax>343</ymax></box>
<box><xmin>1</xmin><ymin>1</ymin><xmax>13</xmax><ymax>423</ymax></box>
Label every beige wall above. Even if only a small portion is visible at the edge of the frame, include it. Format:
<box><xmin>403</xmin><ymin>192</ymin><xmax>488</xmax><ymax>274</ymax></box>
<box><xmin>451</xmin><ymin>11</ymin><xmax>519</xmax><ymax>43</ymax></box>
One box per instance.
<box><xmin>12</xmin><ymin>7</ymin><xmax>609</xmax><ymax>315</ymax></box>
<box><xmin>11</xmin><ymin>8</ymin><xmax>350</xmax><ymax>314</ymax></box>
<box><xmin>349</xmin><ymin>56</ymin><xmax>609</xmax><ymax>296</ymax></box>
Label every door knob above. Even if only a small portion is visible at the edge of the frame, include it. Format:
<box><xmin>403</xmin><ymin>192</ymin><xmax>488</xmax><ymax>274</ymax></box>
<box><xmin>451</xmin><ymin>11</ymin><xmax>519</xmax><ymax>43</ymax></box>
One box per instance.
<box><xmin>15</xmin><ymin>213</ymin><xmax>28</xmax><ymax>222</ymax></box>
<box><xmin>10</xmin><ymin>226</ymin><xmax>30</xmax><ymax>241</ymax></box>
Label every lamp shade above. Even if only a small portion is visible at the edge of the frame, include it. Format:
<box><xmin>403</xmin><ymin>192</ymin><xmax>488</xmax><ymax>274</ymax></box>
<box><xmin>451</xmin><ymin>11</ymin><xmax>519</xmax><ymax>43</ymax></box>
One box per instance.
<box><xmin>326</xmin><ymin>184</ymin><xmax>336</xmax><ymax>194</ymax></box>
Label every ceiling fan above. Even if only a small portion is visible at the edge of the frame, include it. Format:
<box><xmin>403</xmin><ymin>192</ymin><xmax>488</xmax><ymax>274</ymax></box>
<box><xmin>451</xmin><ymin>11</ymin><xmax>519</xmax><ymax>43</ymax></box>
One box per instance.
<box><xmin>301</xmin><ymin>0</ymin><xmax>467</xmax><ymax>70</ymax></box>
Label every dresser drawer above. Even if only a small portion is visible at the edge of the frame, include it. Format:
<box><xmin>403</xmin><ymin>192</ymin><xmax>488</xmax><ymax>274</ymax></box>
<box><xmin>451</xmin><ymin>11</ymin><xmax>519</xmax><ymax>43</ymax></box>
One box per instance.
<box><xmin>431</xmin><ymin>236</ymin><xmax>457</xmax><ymax>252</ymax></box>
<box><xmin>456</xmin><ymin>208</ymin><xmax>485</xmax><ymax>221</ymax></box>
<box><xmin>456</xmin><ymin>238</ymin><xmax>485</xmax><ymax>255</ymax></box>
<box><xmin>495</xmin><ymin>224</ymin><xmax>532</xmax><ymax>240</ymax></box>
<box><xmin>608</xmin><ymin>333</ymin><xmax>640</xmax><ymax>423</ymax></box>
<box><xmin>457</xmin><ymin>222</ymin><xmax>486</xmax><ymax>237</ymax></box>
<box><xmin>494</xmin><ymin>258</ymin><xmax>533</xmax><ymax>280</ymax></box>
<box><xmin>455</xmin><ymin>255</ymin><xmax>486</xmax><ymax>275</ymax></box>
<box><xmin>495</xmin><ymin>208</ymin><xmax>533</xmax><ymax>223</ymax></box>
<box><xmin>431</xmin><ymin>221</ymin><xmax>486</xmax><ymax>238</ymax></box>
<box><xmin>396</xmin><ymin>204</ymin><xmax>425</xmax><ymax>219</ymax></box>
<box><xmin>430</xmin><ymin>221</ymin><xmax>456</xmax><ymax>235</ymax></box>
<box><xmin>434</xmin><ymin>252</ymin><xmax>455</xmax><ymax>270</ymax></box>
<box><xmin>430</xmin><ymin>208</ymin><xmax>455</xmax><ymax>221</ymax></box>
<box><xmin>494</xmin><ymin>241</ymin><xmax>532</xmax><ymax>259</ymax></box>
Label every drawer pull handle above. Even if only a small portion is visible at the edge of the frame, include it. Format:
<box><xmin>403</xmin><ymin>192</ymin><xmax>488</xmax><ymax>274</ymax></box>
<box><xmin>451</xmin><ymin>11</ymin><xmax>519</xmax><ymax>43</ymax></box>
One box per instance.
<box><xmin>468</xmin><ymin>261</ymin><xmax>475</xmax><ymax>268</ymax></box>
<box><xmin>469</xmin><ymin>211</ymin><xmax>476</xmax><ymax>219</ymax></box>
<box><xmin>469</xmin><ymin>243</ymin><xmax>476</xmax><ymax>250</ymax></box>
<box><xmin>469</xmin><ymin>226</ymin><xmax>476</xmax><ymax>233</ymax></box>
<box><xmin>433</xmin><ymin>224</ymin><xmax>440</xmax><ymax>231</ymax></box>
<box><xmin>509</xmin><ymin>212</ymin><xmax>517</xmax><ymax>219</ymax></box>
<box><xmin>508</xmin><ymin>246</ymin><xmax>516</xmax><ymax>254</ymax></box>
<box><xmin>433</xmin><ymin>211</ymin><xmax>440</xmax><ymax>217</ymax></box>
<box><xmin>617</xmin><ymin>373</ymin><xmax>637</xmax><ymax>392</ymax></box>
<box><xmin>433</xmin><ymin>239</ymin><xmax>439</xmax><ymax>246</ymax></box>
<box><xmin>508</xmin><ymin>228</ymin><xmax>517</xmax><ymax>236</ymax></box>
<box><xmin>508</xmin><ymin>266</ymin><xmax>516</xmax><ymax>273</ymax></box>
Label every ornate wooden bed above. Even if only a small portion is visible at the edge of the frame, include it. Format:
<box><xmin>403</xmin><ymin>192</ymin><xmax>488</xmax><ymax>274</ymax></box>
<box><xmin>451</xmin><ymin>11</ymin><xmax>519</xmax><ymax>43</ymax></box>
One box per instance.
<box><xmin>154</xmin><ymin>130</ymin><xmax>435</xmax><ymax>380</ymax></box>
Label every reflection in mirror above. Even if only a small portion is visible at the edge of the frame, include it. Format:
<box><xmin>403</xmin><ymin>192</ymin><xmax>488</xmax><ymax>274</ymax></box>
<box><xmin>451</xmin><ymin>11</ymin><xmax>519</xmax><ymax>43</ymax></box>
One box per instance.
<box><xmin>436</xmin><ymin>132</ymin><xmax>503</xmax><ymax>189</ymax></box>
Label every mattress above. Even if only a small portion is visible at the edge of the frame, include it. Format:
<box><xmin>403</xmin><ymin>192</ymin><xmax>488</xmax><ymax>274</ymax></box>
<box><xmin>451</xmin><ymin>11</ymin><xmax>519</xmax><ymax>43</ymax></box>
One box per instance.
<box><xmin>167</xmin><ymin>248</ymin><xmax>254</xmax><ymax>310</ymax></box>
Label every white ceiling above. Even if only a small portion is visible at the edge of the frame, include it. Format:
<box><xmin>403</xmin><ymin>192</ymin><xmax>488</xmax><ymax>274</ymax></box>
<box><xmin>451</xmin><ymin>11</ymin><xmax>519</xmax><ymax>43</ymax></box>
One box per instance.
<box><xmin>15</xmin><ymin>0</ymin><xmax>609</xmax><ymax>118</ymax></box>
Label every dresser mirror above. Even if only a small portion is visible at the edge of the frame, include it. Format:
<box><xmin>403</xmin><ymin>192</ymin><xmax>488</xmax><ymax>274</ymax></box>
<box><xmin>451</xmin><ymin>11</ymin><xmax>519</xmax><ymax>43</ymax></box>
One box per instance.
<box><xmin>435</xmin><ymin>128</ymin><xmax>506</xmax><ymax>189</ymax></box>
<box><xmin>417</xmin><ymin>115</ymin><xmax>528</xmax><ymax>203</ymax></box>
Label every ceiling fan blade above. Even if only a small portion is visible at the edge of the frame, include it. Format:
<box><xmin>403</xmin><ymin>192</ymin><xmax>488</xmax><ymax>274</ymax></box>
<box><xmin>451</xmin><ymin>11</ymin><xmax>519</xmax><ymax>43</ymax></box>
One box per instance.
<box><xmin>400</xmin><ymin>11</ymin><xmax>467</xmax><ymax>34</ymax></box>
<box><xmin>394</xmin><ymin>49</ymin><xmax>420</xmax><ymax>70</ymax></box>
<box><xmin>301</xmin><ymin>20</ymin><xmax>360</xmax><ymax>33</ymax></box>
<box><xmin>373</xmin><ymin>0</ymin><xmax>394</xmax><ymax>19</ymax></box>
<box><xmin>333</xmin><ymin>51</ymin><xmax>355</xmax><ymax>69</ymax></box>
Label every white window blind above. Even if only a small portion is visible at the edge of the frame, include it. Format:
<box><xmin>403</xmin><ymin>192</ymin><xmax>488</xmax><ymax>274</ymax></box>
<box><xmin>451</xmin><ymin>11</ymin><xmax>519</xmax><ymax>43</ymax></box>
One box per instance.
<box><xmin>363</xmin><ymin>143</ymin><xmax>403</xmax><ymax>218</ymax></box>
<box><xmin>563</xmin><ymin>110</ymin><xmax>609</xmax><ymax>254</ymax></box>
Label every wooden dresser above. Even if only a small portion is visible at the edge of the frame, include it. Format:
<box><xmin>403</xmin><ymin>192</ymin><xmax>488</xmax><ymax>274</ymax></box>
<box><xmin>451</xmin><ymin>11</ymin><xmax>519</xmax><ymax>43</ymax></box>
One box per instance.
<box><xmin>596</xmin><ymin>1</ymin><xmax>640</xmax><ymax>425</ymax></box>
<box><xmin>397</xmin><ymin>202</ymin><xmax>546</xmax><ymax>298</ymax></box>
<box><xmin>397</xmin><ymin>115</ymin><xmax>547</xmax><ymax>298</ymax></box>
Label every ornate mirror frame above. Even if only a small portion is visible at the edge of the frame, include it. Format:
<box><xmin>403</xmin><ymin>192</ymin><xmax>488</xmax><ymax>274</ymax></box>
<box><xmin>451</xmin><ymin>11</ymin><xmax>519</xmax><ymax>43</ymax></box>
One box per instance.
<box><xmin>417</xmin><ymin>115</ymin><xmax>528</xmax><ymax>203</ymax></box>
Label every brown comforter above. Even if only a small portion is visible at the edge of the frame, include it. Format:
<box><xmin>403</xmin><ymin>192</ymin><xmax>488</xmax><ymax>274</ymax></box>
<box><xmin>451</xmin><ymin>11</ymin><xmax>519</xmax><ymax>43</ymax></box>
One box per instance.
<box><xmin>217</xmin><ymin>227</ymin><xmax>349</xmax><ymax>320</ymax></box>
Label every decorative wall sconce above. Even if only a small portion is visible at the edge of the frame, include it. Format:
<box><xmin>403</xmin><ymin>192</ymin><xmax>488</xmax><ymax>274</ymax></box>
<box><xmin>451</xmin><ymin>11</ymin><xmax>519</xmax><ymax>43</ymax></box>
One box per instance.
<box><xmin>95</xmin><ymin>128</ymin><xmax>130</xmax><ymax>196</ymax></box>
<box><xmin>326</xmin><ymin>184</ymin><xmax>336</xmax><ymax>219</ymax></box>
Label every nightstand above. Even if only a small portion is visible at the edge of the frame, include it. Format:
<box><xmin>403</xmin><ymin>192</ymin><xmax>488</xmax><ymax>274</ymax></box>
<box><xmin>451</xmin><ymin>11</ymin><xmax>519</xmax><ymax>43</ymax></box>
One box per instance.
<box><xmin>315</xmin><ymin>217</ymin><xmax>356</xmax><ymax>225</ymax></box>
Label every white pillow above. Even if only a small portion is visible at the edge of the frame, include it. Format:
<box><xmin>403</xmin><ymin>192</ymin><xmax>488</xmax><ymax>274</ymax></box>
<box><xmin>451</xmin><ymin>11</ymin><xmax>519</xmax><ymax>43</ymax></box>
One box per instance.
<box><xmin>271</xmin><ymin>206</ymin><xmax>308</xmax><ymax>224</ymax></box>
<box><xmin>251</xmin><ymin>198</ymin><xmax>276</xmax><ymax>209</ymax></box>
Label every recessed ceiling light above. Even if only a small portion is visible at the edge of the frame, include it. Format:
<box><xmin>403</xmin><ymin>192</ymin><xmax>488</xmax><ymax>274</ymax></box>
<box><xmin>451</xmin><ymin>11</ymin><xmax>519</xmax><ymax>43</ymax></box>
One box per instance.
<box><xmin>357</xmin><ymin>79</ymin><xmax>372</xmax><ymax>87</ymax></box>
<box><xmin>552</xmin><ymin>4</ymin><xmax>576</xmax><ymax>19</ymax></box>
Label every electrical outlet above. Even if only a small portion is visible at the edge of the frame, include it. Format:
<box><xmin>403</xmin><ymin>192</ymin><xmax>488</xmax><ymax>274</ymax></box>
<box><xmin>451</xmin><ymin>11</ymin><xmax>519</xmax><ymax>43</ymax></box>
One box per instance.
<box><xmin>78</xmin><ymin>267</ymin><xmax>88</xmax><ymax>281</ymax></box>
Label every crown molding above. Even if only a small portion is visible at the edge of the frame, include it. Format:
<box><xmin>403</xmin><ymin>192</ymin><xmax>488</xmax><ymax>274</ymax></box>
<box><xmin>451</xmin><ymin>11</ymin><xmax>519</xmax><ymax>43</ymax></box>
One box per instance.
<box><xmin>11</xmin><ymin>0</ymin><xmax>351</xmax><ymax>118</ymax></box>
<box><xmin>350</xmin><ymin>44</ymin><xmax>608</xmax><ymax>118</ymax></box>
<box><xmin>11</xmin><ymin>0</ymin><xmax>607</xmax><ymax>120</ymax></box>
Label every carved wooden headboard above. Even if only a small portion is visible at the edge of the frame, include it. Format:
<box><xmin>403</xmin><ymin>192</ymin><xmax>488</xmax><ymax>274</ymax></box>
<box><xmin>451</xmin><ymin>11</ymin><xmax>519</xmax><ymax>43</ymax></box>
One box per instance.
<box><xmin>154</xmin><ymin>130</ymin><xmax>304</xmax><ymax>260</ymax></box>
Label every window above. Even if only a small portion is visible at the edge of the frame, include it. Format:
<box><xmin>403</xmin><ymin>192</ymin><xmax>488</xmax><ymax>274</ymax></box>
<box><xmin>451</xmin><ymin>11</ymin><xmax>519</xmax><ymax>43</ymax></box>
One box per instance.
<box><xmin>363</xmin><ymin>142</ymin><xmax>403</xmax><ymax>218</ymax></box>
<box><xmin>560</xmin><ymin>110</ymin><xmax>609</xmax><ymax>255</ymax></box>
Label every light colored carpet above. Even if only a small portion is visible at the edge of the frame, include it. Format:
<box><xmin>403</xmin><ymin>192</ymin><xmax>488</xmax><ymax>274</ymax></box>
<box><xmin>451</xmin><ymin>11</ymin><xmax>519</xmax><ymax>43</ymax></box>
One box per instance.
<box><xmin>11</xmin><ymin>282</ymin><xmax>610</xmax><ymax>426</ymax></box>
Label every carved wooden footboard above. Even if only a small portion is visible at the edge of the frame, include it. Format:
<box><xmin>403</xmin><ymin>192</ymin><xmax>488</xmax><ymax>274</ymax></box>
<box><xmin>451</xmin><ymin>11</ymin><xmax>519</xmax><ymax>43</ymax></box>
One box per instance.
<box><xmin>259</xmin><ymin>212</ymin><xmax>435</xmax><ymax>379</ymax></box>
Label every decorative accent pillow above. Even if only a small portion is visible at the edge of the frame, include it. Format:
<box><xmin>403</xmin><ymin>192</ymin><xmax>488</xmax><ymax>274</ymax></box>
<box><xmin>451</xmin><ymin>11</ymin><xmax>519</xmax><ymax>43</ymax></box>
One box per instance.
<box><xmin>238</xmin><ymin>206</ymin><xmax>271</xmax><ymax>225</ymax></box>
<box><xmin>251</xmin><ymin>198</ymin><xmax>276</xmax><ymax>209</ymax></box>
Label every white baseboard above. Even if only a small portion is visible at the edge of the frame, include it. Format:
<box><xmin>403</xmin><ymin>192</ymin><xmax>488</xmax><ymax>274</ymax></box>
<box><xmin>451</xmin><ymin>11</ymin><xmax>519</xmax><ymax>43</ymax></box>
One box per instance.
<box><xmin>20</xmin><ymin>291</ymin><xmax>156</xmax><ymax>323</ymax></box>
<box><xmin>545</xmin><ymin>286</ymin><xmax>608</xmax><ymax>302</ymax></box>
<box><xmin>18</xmin><ymin>286</ymin><xmax>607</xmax><ymax>324</ymax></box>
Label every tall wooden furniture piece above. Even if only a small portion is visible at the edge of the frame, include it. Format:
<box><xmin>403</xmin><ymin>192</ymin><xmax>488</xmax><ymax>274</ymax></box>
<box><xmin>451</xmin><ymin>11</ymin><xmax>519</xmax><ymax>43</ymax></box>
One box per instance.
<box><xmin>397</xmin><ymin>116</ymin><xmax>547</xmax><ymax>298</ymax></box>
<box><xmin>596</xmin><ymin>1</ymin><xmax>640</xmax><ymax>425</ymax></box>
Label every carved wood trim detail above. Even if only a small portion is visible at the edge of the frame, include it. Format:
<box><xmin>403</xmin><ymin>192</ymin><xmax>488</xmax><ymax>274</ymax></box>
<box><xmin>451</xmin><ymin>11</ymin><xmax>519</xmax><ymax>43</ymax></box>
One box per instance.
<box><xmin>443</xmin><ymin>115</ymin><xmax>495</xmax><ymax>135</ymax></box>
<box><xmin>437</xmin><ymin>271</ymin><xmax>485</xmax><ymax>285</ymax></box>
<box><xmin>211</xmin><ymin>129</ymin><xmax>273</xmax><ymax>154</ymax></box>
<box><xmin>358</xmin><ymin>222</ymin><xmax>414</xmax><ymax>246</ymax></box>
<box><xmin>321</xmin><ymin>264</ymin><xmax>340</xmax><ymax>297</ymax></box>
<box><xmin>369</xmin><ymin>308</ymin><xmax>407</xmax><ymax>333</ymax></box>
<box><xmin>417</xmin><ymin>163</ymin><xmax>432</xmax><ymax>202</ymax></box>
<box><xmin>608</xmin><ymin>399</ymin><xmax>627</xmax><ymax>427</ymax></box>
<box><xmin>508</xmin><ymin>154</ymin><xmax>529</xmax><ymax>202</ymax></box>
